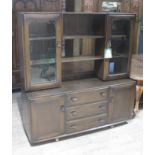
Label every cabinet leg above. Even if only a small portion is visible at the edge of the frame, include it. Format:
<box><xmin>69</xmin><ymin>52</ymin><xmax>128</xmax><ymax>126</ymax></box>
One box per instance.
<box><xmin>135</xmin><ymin>85</ymin><xmax>143</xmax><ymax>112</ymax></box>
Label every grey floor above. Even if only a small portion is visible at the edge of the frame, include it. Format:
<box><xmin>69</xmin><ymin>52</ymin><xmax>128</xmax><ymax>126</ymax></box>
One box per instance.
<box><xmin>12</xmin><ymin>92</ymin><xmax>142</xmax><ymax>155</ymax></box>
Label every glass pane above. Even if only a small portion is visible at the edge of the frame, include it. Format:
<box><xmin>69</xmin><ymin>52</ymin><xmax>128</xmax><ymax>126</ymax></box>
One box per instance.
<box><xmin>111</xmin><ymin>19</ymin><xmax>130</xmax><ymax>56</ymax></box>
<box><xmin>29</xmin><ymin>18</ymin><xmax>56</xmax><ymax>38</ymax></box>
<box><xmin>111</xmin><ymin>38</ymin><xmax>129</xmax><ymax>57</ymax></box>
<box><xmin>30</xmin><ymin>39</ymin><xmax>56</xmax><ymax>84</ymax></box>
<box><xmin>109</xmin><ymin>58</ymin><xmax>128</xmax><ymax>75</ymax></box>
<box><xmin>112</xmin><ymin>20</ymin><xmax>130</xmax><ymax>35</ymax></box>
<box><xmin>28</xmin><ymin>16</ymin><xmax>58</xmax><ymax>85</ymax></box>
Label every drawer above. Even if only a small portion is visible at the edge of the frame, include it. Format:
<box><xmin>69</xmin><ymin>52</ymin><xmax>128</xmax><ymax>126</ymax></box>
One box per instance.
<box><xmin>66</xmin><ymin>101</ymin><xmax>108</xmax><ymax>121</ymax></box>
<box><xmin>66</xmin><ymin>88</ymin><xmax>109</xmax><ymax>106</ymax></box>
<box><xmin>66</xmin><ymin>114</ymin><xmax>107</xmax><ymax>133</ymax></box>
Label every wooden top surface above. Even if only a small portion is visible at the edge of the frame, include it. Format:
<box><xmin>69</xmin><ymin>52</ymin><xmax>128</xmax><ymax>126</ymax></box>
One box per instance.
<box><xmin>25</xmin><ymin>78</ymin><xmax>136</xmax><ymax>100</ymax></box>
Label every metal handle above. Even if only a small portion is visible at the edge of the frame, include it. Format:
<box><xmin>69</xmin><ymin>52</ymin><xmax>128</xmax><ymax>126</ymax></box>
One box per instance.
<box><xmin>110</xmin><ymin>98</ymin><xmax>114</xmax><ymax>103</ymax></box>
<box><xmin>70</xmin><ymin>124</ymin><xmax>76</xmax><ymax>129</ymax></box>
<box><xmin>99</xmin><ymin>104</ymin><xmax>105</xmax><ymax>109</ymax></box>
<box><xmin>60</xmin><ymin>105</ymin><xmax>65</xmax><ymax>112</ymax></box>
<box><xmin>71</xmin><ymin>111</ymin><xmax>77</xmax><ymax>116</ymax></box>
<box><xmin>56</xmin><ymin>42</ymin><xmax>61</xmax><ymax>48</ymax></box>
<box><xmin>98</xmin><ymin>119</ymin><xmax>105</xmax><ymax>123</ymax></box>
<box><xmin>71</xmin><ymin>97</ymin><xmax>78</xmax><ymax>102</ymax></box>
<box><xmin>100</xmin><ymin>92</ymin><xmax>106</xmax><ymax>97</ymax></box>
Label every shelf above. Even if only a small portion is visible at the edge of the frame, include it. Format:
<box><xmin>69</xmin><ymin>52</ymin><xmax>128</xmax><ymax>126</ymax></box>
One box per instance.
<box><xmin>64</xmin><ymin>35</ymin><xmax>104</xmax><ymax>39</ymax></box>
<box><xmin>62</xmin><ymin>56</ymin><xmax>104</xmax><ymax>63</ymax></box>
<box><xmin>111</xmin><ymin>35</ymin><xmax>127</xmax><ymax>38</ymax></box>
<box><xmin>29</xmin><ymin>36</ymin><xmax>56</xmax><ymax>41</ymax></box>
<box><xmin>104</xmin><ymin>54</ymin><xmax>128</xmax><ymax>59</ymax></box>
<box><xmin>30</xmin><ymin>58</ymin><xmax>56</xmax><ymax>66</ymax></box>
<box><xmin>112</xmin><ymin>54</ymin><xmax>128</xmax><ymax>58</ymax></box>
<box><xmin>30</xmin><ymin>55</ymin><xmax>128</xmax><ymax>65</ymax></box>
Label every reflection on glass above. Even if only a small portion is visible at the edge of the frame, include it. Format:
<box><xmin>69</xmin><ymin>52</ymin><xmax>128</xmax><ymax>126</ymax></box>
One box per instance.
<box><xmin>109</xmin><ymin>58</ymin><xmax>128</xmax><ymax>75</ymax></box>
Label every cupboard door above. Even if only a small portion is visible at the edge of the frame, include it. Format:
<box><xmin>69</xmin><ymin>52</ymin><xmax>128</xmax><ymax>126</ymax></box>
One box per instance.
<box><xmin>110</xmin><ymin>82</ymin><xmax>136</xmax><ymax>123</ymax></box>
<box><xmin>23</xmin><ymin>14</ymin><xmax>62</xmax><ymax>91</ymax></box>
<box><xmin>30</xmin><ymin>95</ymin><xmax>64</xmax><ymax>142</ymax></box>
<box><xmin>103</xmin><ymin>14</ymin><xmax>136</xmax><ymax>80</ymax></box>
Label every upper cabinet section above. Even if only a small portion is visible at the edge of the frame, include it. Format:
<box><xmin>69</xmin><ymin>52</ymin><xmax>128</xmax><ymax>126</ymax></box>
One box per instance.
<box><xmin>18</xmin><ymin>12</ymin><xmax>136</xmax><ymax>91</ymax></box>
<box><xmin>18</xmin><ymin>13</ymin><xmax>62</xmax><ymax>91</ymax></box>
<box><xmin>99</xmin><ymin>14</ymin><xmax>136</xmax><ymax>80</ymax></box>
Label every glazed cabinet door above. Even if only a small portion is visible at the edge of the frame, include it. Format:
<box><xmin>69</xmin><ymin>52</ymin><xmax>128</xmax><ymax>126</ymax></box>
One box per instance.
<box><xmin>30</xmin><ymin>95</ymin><xmax>64</xmax><ymax>143</ymax></box>
<box><xmin>22</xmin><ymin>13</ymin><xmax>62</xmax><ymax>91</ymax></box>
<box><xmin>102</xmin><ymin>14</ymin><xmax>136</xmax><ymax>80</ymax></box>
<box><xmin>109</xmin><ymin>82</ymin><xmax>136</xmax><ymax>123</ymax></box>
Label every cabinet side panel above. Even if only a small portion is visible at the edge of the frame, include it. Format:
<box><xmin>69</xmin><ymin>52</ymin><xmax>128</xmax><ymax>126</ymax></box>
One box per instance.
<box><xmin>20</xmin><ymin>92</ymin><xmax>32</xmax><ymax>142</ymax></box>
<box><xmin>17</xmin><ymin>14</ymin><xmax>26</xmax><ymax>90</ymax></box>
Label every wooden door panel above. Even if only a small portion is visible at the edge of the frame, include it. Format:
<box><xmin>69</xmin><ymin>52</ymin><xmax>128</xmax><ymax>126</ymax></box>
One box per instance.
<box><xmin>110</xmin><ymin>83</ymin><xmax>136</xmax><ymax>123</ymax></box>
<box><xmin>30</xmin><ymin>95</ymin><xmax>65</xmax><ymax>141</ymax></box>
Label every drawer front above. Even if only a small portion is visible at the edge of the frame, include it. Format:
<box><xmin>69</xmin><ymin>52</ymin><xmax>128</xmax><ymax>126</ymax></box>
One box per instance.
<box><xmin>66</xmin><ymin>114</ymin><xmax>107</xmax><ymax>133</ymax></box>
<box><xmin>66</xmin><ymin>101</ymin><xmax>108</xmax><ymax>121</ymax></box>
<box><xmin>66</xmin><ymin>88</ymin><xmax>109</xmax><ymax>106</ymax></box>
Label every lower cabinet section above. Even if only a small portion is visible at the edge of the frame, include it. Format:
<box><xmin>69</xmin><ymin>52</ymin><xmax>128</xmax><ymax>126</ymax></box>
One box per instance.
<box><xmin>20</xmin><ymin>79</ymin><xmax>136</xmax><ymax>144</ymax></box>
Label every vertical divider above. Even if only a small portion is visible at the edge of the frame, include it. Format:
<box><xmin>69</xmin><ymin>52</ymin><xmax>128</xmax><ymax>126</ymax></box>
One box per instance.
<box><xmin>56</xmin><ymin>14</ymin><xmax>63</xmax><ymax>84</ymax></box>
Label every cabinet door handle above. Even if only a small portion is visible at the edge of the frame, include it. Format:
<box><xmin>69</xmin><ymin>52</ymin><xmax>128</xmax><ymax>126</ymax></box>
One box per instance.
<box><xmin>70</xmin><ymin>125</ymin><xmax>76</xmax><ymax>129</ymax></box>
<box><xmin>71</xmin><ymin>111</ymin><xmax>77</xmax><ymax>115</ymax></box>
<box><xmin>100</xmin><ymin>92</ymin><xmax>106</xmax><ymax>97</ymax></box>
<box><xmin>99</xmin><ymin>105</ymin><xmax>105</xmax><ymax>109</ymax></box>
<box><xmin>60</xmin><ymin>105</ymin><xmax>65</xmax><ymax>112</ymax></box>
<box><xmin>98</xmin><ymin>119</ymin><xmax>105</xmax><ymax>123</ymax></box>
<box><xmin>71</xmin><ymin>97</ymin><xmax>78</xmax><ymax>102</ymax></box>
<box><xmin>56</xmin><ymin>42</ymin><xmax>61</xmax><ymax>48</ymax></box>
<box><xmin>110</xmin><ymin>98</ymin><xmax>114</xmax><ymax>103</ymax></box>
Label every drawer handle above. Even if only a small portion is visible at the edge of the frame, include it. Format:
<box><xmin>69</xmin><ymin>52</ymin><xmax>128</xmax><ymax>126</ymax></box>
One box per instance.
<box><xmin>98</xmin><ymin>119</ymin><xmax>105</xmax><ymax>123</ymax></box>
<box><xmin>99</xmin><ymin>105</ymin><xmax>105</xmax><ymax>109</ymax></box>
<box><xmin>70</xmin><ymin>125</ymin><xmax>76</xmax><ymax>129</ymax></box>
<box><xmin>71</xmin><ymin>111</ymin><xmax>77</xmax><ymax>115</ymax></box>
<box><xmin>71</xmin><ymin>97</ymin><xmax>78</xmax><ymax>102</ymax></box>
<box><xmin>100</xmin><ymin>92</ymin><xmax>107</xmax><ymax>97</ymax></box>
